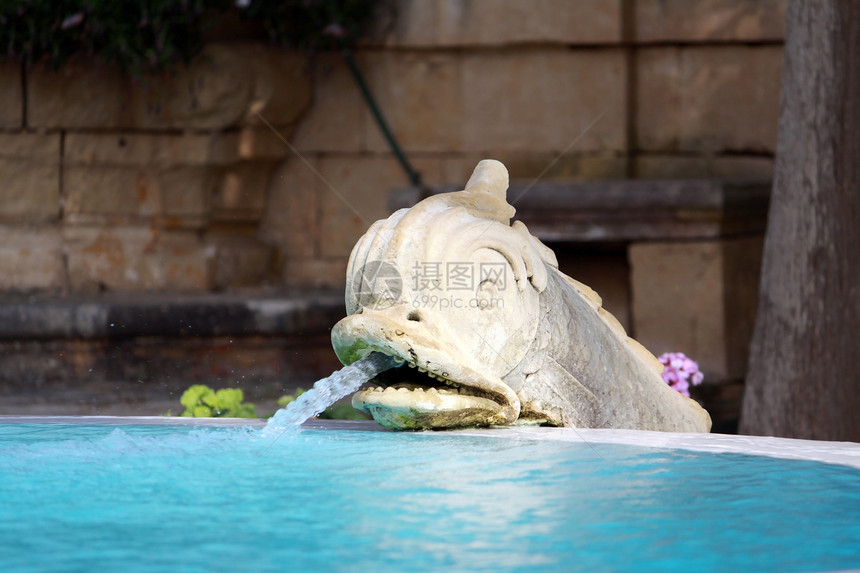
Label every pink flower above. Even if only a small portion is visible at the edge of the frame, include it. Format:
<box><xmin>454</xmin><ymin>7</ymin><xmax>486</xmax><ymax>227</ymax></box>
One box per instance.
<box><xmin>671</xmin><ymin>378</ymin><xmax>691</xmax><ymax>397</ymax></box>
<box><xmin>662</xmin><ymin>368</ymin><xmax>680</xmax><ymax>384</ymax></box>
<box><xmin>657</xmin><ymin>352</ymin><xmax>703</xmax><ymax>397</ymax></box>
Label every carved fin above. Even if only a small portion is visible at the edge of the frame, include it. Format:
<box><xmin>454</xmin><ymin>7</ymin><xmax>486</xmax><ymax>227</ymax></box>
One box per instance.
<box><xmin>625</xmin><ymin>337</ymin><xmax>666</xmax><ymax>378</ymax></box>
<box><xmin>557</xmin><ymin>273</ymin><xmax>603</xmax><ymax>310</ymax></box>
<box><xmin>598</xmin><ymin>307</ymin><xmax>627</xmax><ymax>340</ymax></box>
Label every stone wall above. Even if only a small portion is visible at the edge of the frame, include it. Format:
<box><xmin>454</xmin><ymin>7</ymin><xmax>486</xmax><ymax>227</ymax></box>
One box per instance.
<box><xmin>0</xmin><ymin>1</ymin><xmax>784</xmax><ymax>293</ymax></box>
<box><xmin>0</xmin><ymin>43</ymin><xmax>310</xmax><ymax>291</ymax></box>
<box><xmin>0</xmin><ymin>0</ymin><xmax>785</xmax><ymax>422</ymax></box>
<box><xmin>263</xmin><ymin>0</ymin><xmax>784</xmax><ymax>290</ymax></box>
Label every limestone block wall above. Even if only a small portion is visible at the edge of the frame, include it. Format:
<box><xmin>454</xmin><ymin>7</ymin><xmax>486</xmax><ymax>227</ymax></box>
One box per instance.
<box><xmin>263</xmin><ymin>0</ymin><xmax>785</xmax><ymax>290</ymax></box>
<box><xmin>0</xmin><ymin>0</ymin><xmax>786</xmax><ymax>422</ymax></box>
<box><xmin>1</xmin><ymin>0</ymin><xmax>783</xmax><ymax>300</ymax></box>
<box><xmin>0</xmin><ymin>43</ymin><xmax>310</xmax><ymax>291</ymax></box>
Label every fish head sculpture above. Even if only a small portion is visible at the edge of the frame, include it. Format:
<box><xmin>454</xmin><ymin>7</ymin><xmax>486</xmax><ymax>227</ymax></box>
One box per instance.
<box><xmin>331</xmin><ymin>160</ymin><xmax>711</xmax><ymax>432</ymax></box>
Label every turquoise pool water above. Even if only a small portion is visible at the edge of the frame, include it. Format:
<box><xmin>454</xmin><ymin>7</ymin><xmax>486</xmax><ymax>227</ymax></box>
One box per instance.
<box><xmin>1</xmin><ymin>423</ymin><xmax>859</xmax><ymax>572</ymax></box>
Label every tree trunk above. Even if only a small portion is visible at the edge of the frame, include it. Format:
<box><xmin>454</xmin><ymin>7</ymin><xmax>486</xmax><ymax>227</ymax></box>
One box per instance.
<box><xmin>739</xmin><ymin>0</ymin><xmax>860</xmax><ymax>440</ymax></box>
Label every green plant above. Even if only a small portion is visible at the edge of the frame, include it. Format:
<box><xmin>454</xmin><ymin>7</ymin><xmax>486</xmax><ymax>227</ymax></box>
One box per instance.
<box><xmin>179</xmin><ymin>384</ymin><xmax>257</xmax><ymax>418</ymax></box>
<box><xmin>1</xmin><ymin>0</ymin><xmax>377</xmax><ymax>76</ymax></box>
<box><xmin>1</xmin><ymin>0</ymin><xmax>219</xmax><ymax>76</ymax></box>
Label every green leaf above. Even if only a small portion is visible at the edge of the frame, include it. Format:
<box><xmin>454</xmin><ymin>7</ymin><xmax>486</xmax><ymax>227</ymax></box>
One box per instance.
<box><xmin>191</xmin><ymin>405</ymin><xmax>213</xmax><ymax>417</ymax></box>
<box><xmin>180</xmin><ymin>384</ymin><xmax>214</xmax><ymax>410</ymax></box>
<box><xmin>234</xmin><ymin>402</ymin><xmax>257</xmax><ymax>418</ymax></box>
<box><xmin>214</xmin><ymin>388</ymin><xmax>244</xmax><ymax>411</ymax></box>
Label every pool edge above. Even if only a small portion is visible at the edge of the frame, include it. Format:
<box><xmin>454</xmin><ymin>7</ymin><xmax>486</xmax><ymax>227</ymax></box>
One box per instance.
<box><xmin>2</xmin><ymin>415</ymin><xmax>859</xmax><ymax>470</ymax></box>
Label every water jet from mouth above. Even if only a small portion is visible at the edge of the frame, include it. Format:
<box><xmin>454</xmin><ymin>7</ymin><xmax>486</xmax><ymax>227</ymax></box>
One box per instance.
<box><xmin>263</xmin><ymin>352</ymin><xmax>396</xmax><ymax>434</ymax></box>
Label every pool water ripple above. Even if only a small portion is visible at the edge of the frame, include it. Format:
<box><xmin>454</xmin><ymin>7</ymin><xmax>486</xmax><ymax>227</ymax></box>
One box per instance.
<box><xmin>0</xmin><ymin>424</ymin><xmax>858</xmax><ymax>572</ymax></box>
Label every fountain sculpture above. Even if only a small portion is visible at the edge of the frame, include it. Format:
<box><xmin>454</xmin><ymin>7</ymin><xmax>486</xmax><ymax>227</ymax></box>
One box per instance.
<box><xmin>330</xmin><ymin>160</ymin><xmax>711</xmax><ymax>432</ymax></box>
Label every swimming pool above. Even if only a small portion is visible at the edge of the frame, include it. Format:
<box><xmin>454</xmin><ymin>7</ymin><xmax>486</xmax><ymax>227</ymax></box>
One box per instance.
<box><xmin>1</xmin><ymin>417</ymin><xmax>859</xmax><ymax>572</ymax></box>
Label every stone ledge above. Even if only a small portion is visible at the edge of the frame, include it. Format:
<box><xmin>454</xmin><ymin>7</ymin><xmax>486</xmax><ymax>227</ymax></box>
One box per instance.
<box><xmin>0</xmin><ymin>291</ymin><xmax>345</xmax><ymax>341</ymax></box>
<box><xmin>390</xmin><ymin>179</ymin><xmax>770</xmax><ymax>242</ymax></box>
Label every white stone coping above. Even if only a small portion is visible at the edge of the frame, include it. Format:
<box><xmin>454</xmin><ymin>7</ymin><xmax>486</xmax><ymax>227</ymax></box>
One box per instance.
<box><xmin>3</xmin><ymin>416</ymin><xmax>860</xmax><ymax>470</ymax></box>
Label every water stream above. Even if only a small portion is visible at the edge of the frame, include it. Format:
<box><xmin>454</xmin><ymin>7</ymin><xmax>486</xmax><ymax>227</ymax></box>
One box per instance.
<box><xmin>262</xmin><ymin>352</ymin><xmax>396</xmax><ymax>434</ymax></box>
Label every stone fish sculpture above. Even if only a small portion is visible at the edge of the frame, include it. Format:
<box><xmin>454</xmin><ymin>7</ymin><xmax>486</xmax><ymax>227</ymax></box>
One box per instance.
<box><xmin>331</xmin><ymin>160</ymin><xmax>711</xmax><ymax>432</ymax></box>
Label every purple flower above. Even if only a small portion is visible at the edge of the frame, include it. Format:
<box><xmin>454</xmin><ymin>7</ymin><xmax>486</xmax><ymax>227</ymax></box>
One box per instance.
<box><xmin>657</xmin><ymin>352</ymin><xmax>703</xmax><ymax>397</ymax></box>
<box><xmin>671</xmin><ymin>378</ymin><xmax>691</xmax><ymax>397</ymax></box>
<box><xmin>662</xmin><ymin>368</ymin><xmax>681</xmax><ymax>384</ymax></box>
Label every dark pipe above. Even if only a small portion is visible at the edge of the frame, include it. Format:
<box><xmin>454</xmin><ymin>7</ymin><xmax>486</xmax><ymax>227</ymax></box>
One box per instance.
<box><xmin>341</xmin><ymin>47</ymin><xmax>424</xmax><ymax>190</ymax></box>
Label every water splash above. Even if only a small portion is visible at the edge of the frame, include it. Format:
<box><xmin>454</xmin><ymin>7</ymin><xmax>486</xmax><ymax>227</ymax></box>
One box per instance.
<box><xmin>262</xmin><ymin>353</ymin><xmax>396</xmax><ymax>435</ymax></box>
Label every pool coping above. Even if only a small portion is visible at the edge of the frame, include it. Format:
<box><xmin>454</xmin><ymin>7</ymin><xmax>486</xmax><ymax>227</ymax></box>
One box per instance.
<box><xmin>3</xmin><ymin>416</ymin><xmax>860</xmax><ymax>470</ymax></box>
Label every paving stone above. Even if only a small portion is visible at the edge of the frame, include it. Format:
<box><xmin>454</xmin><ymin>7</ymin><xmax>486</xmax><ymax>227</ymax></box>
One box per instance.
<box><xmin>64</xmin><ymin>227</ymin><xmax>212</xmax><ymax>291</ymax></box>
<box><xmin>237</xmin><ymin>127</ymin><xmax>292</xmax><ymax>161</ymax></box>
<box><xmin>634</xmin><ymin>155</ymin><xmax>711</xmax><ymax>179</ymax></box>
<box><xmin>0</xmin><ymin>227</ymin><xmax>65</xmax><ymax>290</ymax></box>
<box><xmin>635</xmin><ymin>0</ymin><xmax>787</xmax><ymax>43</ymax></box>
<box><xmin>282</xmin><ymin>257</ymin><xmax>348</xmax><ymax>290</ymax></box>
<box><xmin>630</xmin><ymin>237</ymin><xmax>763</xmax><ymax>382</ymax></box>
<box><xmin>637</xmin><ymin>46</ymin><xmax>783</xmax><ymax>153</ymax></box>
<box><xmin>363</xmin><ymin>51</ymin><xmax>463</xmax><ymax>153</ymax></box>
<box><xmin>0</xmin><ymin>59</ymin><xmax>22</xmax><ymax>128</ymax></box>
<box><xmin>442</xmin><ymin>152</ymin><xmax>628</xmax><ymax>186</ymax></box>
<box><xmin>64</xmin><ymin>167</ymin><xmax>163</xmax><ymax>218</ymax></box>
<box><xmin>377</xmin><ymin>0</ymin><xmax>621</xmax><ymax>46</ymax></box>
<box><xmin>0</xmin><ymin>134</ymin><xmax>60</xmax><ymax>223</ymax></box>
<box><xmin>159</xmin><ymin>231</ymin><xmax>214</xmax><ymax>290</ymax></box>
<box><xmin>210</xmin><ymin>163</ymin><xmax>272</xmax><ymax>223</ymax></box>
<box><xmin>160</xmin><ymin>167</ymin><xmax>218</xmax><ymax>224</ymax></box>
<box><xmin>462</xmin><ymin>49</ymin><xmax>627</xmax><ymax>153</ymax></box>
<box><xmin>317</xmin><ymin>155</ymin><xmax>442</xmax><ymax>258</ymax></box>
<box><xmin>239</xmin><ymin>45</ymin><xmax>311</xmax><ymax>129</ymax></box>
<box><xmin>291</xmin><ymin>54</ymin><xmax>366</xmax><ymax>153</ymax></box>
<box><xmin>28</xmin><ymin>44</ymin><xmax>310</xmax><ymax>130</ymax></box>
<box><xmin>64</xmin><ymin>133</ymin><xmax>239</xmax><ymax>167</ymax></box>
<box><xmin>634</xmin><ymin>154</ymin><xmax>774</xmax><ymax>180</ymax></box>
<box><xmin>711</xmin><ymin>156</ymin><xmax>775</xmax><ymax>180</ymax></box>
<box><xmin>27</xmin><ymin>57</ymin><xmax>128</xmax><ymax>129</ymax></box>
<box><xmin>260</xmin><ymin>159</ymin><xmax>319</xmax><ymax>259</ymax></box>
<box><xmin>206</xmin><ymin>231</ymin><xmax>274</xmax><ymax>289</ymax></box>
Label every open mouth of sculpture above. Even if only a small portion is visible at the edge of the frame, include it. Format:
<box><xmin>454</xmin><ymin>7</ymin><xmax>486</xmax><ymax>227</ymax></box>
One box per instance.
<box><xmin>353</xmin><ymin>356</ymin><xmax>505</xmax><ymax>424</ymax></box>
<box><xmin>332</xmin><ymin>308</ymin><xmax>521</xmax><ymax>429</ymax></box>
<box><xmin>346</xmin><ymin>348</ymin><xmax>519</xmax><ymax>429</ymax></box>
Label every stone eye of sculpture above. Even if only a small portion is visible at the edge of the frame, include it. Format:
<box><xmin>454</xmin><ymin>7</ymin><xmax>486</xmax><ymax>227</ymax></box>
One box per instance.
<box><xmin>331</xmin><ymin>160</ymin><xmax>712</xmax><ymax>432</ymax></box>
